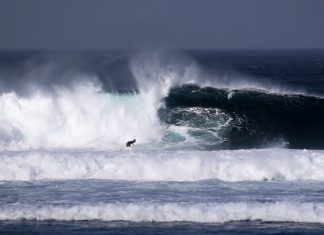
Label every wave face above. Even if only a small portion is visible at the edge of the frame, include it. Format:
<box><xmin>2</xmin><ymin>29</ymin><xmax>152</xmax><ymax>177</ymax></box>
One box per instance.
<box><xmin>160</xmin><ymin>84</ymin><xmax>324</xmax><ymax>149</ymax></box>
<box><xmin>1</xmin><ymin>149</ymin><xmax>324</xmax><ymax>181</ymax></box>
<box><xmin>1</xmin><ymin>50</ymin><xmax>324</xmax><ymax>230</ymax></box>
<box><xmin>1</xmin><ymin>202</ymin><xmax>324</xmax><ymax>223</ymax></box>
<box><xmin>0</xmin><ymin>51</ymin><xmax>323</xmax><ymax>150</ymax></box>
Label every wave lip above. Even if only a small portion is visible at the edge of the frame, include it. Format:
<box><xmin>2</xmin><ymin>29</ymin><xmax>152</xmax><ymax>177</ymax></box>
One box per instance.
<box><xmin>1</xmin><ymin>149</ymin><xmax>324</xmax><ymax>182</ymax></box>
<box><xmin>1</xmin><ymin>201</ymin><xmax>323</xmax><ymax>223</ymax></box>
<box><xmin>162</xmin><ymin>84</ymin><xmax>324</xmax><ymax>149</ymax></box>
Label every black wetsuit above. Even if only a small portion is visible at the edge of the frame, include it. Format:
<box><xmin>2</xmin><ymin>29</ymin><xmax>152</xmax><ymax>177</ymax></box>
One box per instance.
<box><xmin>126</xmin><ymin>139</ymin><xmax>136</xmax><ymax>147</ymax></box>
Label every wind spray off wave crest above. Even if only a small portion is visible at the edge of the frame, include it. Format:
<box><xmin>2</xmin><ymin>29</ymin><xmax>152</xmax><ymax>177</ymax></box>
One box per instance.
<box><xmin>0</xmin><ymin>52</ymin><xmax>203</xmax><ymax>150</ymax></box>
<box><xmin>0</xmin><ymin>51</ymin><xmax>323</xmax><ymax>150</ymax></box>
<box><xmin>0</xmin><ymin>80</ymin><xmax>161</xmax><ymax>149</ymax></box>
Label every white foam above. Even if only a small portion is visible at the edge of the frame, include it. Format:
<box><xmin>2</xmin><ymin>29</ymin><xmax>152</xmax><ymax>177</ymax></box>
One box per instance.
<box><xmin>0</xmin><ymin>53</ymin><xmax>200</xmax><ymax>150</ymax></box>
<box><xmin>1</xmin><ymin>149</ymin><xmax>324</xmax><ymax>182</ymax></box>
<box><xmin>0</xmin><ymin>52</ymin><xmax>321</xmax><ymax>150</ymax></box>
<box><xmin>0</xmin><ymin>81</ymin><xmax>162</xmax><ymax>150</ymax></box>
<box><xmin>1</xmin><ymin>201</ymin><xmax>324</xmax><ymax>223</ymax></box>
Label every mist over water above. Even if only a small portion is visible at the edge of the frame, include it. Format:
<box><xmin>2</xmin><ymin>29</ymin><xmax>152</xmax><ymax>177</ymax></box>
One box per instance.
<box><xmin>1</xmin><ymin>50</ymin><xmax>324</xmax><ymax>233</ymax></box>
<box><xmin>0</xmin><ymin>0</ymin><xmax>323</xmax><ymax>231</ymax></box>
<box><xmin>0</xmin><ymin>51</ymin><xmax>323</xmax><ymax>150</ymax></box>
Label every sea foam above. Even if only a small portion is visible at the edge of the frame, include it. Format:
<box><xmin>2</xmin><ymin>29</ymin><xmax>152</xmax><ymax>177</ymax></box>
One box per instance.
<box><xmin>1</xmin><ymin>201</ymin><xmax>324</xmax><ymax>223</ymax></box>
<box><xmin>0</xmin><ymin>149</ymin><xmax>323</xmax><ymax>182</ymax></box>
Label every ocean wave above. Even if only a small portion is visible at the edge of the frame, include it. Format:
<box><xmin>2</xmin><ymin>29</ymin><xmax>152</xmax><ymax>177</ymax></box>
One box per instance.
<box><xmin>1</xmin><ymin>149</ymin><xmax>324</xmax><ymax>182</ymax></box>
<box><xmin>0</xmin><ymin>82</ymin><xmax>323</xmax><ymax>150</ymax></box>
<box><xmin>1</xmin><ymin>201</ymin><xmax>324</xmax><ymax>223</ymax></box>
<box><xmin>0</xmin><ymin>82</ymin><xmax>162</xmax><ymax>149</ymax></box>
<box><xmin>0</xmin><ymin>52</ymin><xmax>323</xmax><ymax>150</ymax></box>
<box><xmin>161</xmin><ymin>84</ymin><xmax>324</xmax><ymax>149</ymax></box>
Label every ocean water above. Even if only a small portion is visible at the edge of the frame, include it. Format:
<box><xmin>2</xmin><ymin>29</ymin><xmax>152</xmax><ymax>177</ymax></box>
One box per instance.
<box><xmin>0</xmin><ymin>50</ymin><xmax>324</xmax><ymax>234</ymax></box>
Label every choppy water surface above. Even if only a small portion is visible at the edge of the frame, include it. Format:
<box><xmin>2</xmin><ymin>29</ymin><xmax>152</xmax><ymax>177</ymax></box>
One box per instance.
<box><xmin>0</xmin><ymin>50</ymin><xmax>324</xmax><ymax>234</ymax></box>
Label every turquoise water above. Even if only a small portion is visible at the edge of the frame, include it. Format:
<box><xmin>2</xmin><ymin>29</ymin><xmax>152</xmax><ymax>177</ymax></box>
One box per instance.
<box><xmin>0</xmin><ymin>50</ymin><xmax>324</xmax><ymax>234</ymax></box>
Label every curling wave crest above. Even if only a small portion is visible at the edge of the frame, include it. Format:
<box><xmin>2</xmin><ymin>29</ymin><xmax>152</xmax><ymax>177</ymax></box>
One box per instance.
<box><xmin>0</xmin><ymin>52</ymin><xmax>323</xmax><ymax>150</ymax></box>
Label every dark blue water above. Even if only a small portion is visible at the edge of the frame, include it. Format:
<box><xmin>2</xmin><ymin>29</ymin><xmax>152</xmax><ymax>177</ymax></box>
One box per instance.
<box><xmin>0</xmin><ymin>50</ymin><xmax>324</xmax><ymax>235</ymax></box>
<box><xmin>1</xmin><ymin>221</ymin><xmax>324</xmax><ymax>235</ymax></box>
<box><xmin>0</xmin><ymin>179</ymin><xmax>324</xmax><ymax>234</ymax></box>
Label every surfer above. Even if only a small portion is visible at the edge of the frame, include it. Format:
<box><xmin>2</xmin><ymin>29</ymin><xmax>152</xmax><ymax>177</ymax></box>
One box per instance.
<box><xmin>126</xmin><ymin>139</ymin><xmax>136</xmax><ymax>147</ymax></box>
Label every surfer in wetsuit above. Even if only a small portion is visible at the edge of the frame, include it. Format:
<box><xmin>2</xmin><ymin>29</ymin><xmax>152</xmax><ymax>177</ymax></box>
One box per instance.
<box><xmin>126</xmin><ymin>139</ymin><xmax>136</xmax><ymax>147</ymax></box>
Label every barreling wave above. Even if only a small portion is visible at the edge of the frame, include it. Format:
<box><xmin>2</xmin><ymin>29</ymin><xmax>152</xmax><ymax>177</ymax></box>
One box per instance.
<box><xmin>1</xmin><ymin>149</ymin><xmax>324</xmax><ymax>181</ymax></box>
<box><xmin>1</xmin><ymin>201</ymin><xmax>324</xmax><ymax>223</ymax></box>
<box><xmin>160</xmin><ymin>84</ymin><xmax>324</xmax><ymax>149</ymax></box>
<box><xmin>0</xmin><ymin>51</ymin><xmax>323</xmax><ymax>150</ymax></box>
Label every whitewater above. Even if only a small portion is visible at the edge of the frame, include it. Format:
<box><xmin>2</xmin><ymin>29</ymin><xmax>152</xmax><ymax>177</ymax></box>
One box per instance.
<box><xmin>2</xmin><ymin>201</ymin><xmax>324</xmax><ymax>223</ymax></box>
<box><xmin>1</xmin><ymin>149</ymin><xmax>324</xmax><ymax>181</ymax></box>
<box><xmin>0</xmin><ymin>51</ymin><xmax>324</xmax><ymax>234</ymax></box>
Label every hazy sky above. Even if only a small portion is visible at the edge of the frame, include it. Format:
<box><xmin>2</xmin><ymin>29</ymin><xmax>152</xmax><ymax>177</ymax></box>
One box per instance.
<box><xmin>0</xmin><ymin>0</ymin><xmax>323</xmax><ymax>50</ymax></box>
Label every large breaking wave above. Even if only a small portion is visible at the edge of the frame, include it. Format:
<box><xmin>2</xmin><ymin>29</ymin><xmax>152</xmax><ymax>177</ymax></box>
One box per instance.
<box><xmin>161</xmin><ymin>85</ymin><xmax>324</xmax><ymax>149</ymax></box>
<box><xmin>0</xmin><ymin>52</ymin><xmax>323</xmax><ymax>150</ymax></box>
<box><xmin>0</xmin><ymin>82</ymin><xmax>161</xmax><ymax>149</ymax></box>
